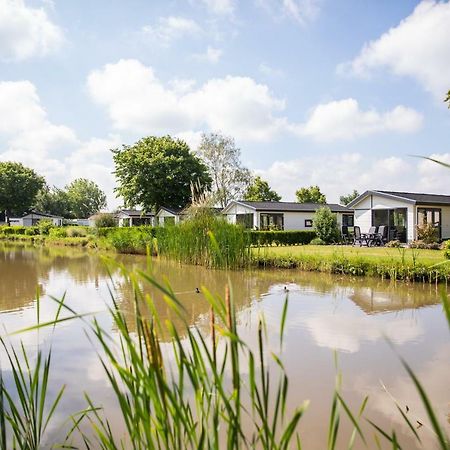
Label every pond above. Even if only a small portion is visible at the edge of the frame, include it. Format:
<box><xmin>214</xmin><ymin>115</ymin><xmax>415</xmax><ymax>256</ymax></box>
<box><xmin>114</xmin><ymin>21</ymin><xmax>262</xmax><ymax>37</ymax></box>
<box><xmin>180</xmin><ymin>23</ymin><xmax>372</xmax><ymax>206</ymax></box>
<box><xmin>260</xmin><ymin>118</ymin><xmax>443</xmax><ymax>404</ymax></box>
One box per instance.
<box><xmin>0</xmin><ymin>244</ymin><xmax>448</xmax><ymax>449</ymax></box>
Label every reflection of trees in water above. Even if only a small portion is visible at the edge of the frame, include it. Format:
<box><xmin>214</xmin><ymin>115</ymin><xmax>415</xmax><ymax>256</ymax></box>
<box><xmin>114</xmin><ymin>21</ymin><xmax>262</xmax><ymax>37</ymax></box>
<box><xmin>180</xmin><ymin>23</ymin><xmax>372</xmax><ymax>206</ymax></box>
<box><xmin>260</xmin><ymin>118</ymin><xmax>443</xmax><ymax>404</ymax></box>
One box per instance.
<box><xmin>0</xmin><ymin>246</ymin><xmax>47</xmax><ymax>312</ymax></box>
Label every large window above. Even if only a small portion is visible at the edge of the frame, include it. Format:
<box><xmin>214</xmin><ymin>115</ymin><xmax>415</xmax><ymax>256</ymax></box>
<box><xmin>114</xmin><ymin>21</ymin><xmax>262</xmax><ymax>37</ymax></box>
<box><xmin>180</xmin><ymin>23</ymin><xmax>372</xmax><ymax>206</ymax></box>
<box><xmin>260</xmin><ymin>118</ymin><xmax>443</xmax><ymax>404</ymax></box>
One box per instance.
<box><xmin>371</xmin><ymin>208</ymin><xmax>407</xmax><ymax>242</ymax></box>
<box><xmin>236</xmin><ymin>213</ymin><xmax>254</xmax><ymax>229</ymax></box>
<box><xmin>260</xmin><ymin>213</ymin><xmax>284</xmax><ymax>230</ymax></box>
<box><xmin>417</xmin><ymin>208</ymin><xmax>441</xmax><ymax>238</ymax></box>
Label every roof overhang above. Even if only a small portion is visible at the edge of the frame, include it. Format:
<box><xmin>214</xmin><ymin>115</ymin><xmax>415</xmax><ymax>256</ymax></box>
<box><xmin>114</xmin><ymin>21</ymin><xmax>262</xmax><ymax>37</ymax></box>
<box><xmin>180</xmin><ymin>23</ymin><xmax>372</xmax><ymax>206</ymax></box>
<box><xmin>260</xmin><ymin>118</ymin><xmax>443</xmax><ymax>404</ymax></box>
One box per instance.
<box><xmin>222</xmin><ymin>200</ymin><xmax>257</xmax><ymax>214</ymax></box>
<box><xmin>347</xmin><ymin>190</ymin><xmax>416</xmax><ymax>208</ymax></box>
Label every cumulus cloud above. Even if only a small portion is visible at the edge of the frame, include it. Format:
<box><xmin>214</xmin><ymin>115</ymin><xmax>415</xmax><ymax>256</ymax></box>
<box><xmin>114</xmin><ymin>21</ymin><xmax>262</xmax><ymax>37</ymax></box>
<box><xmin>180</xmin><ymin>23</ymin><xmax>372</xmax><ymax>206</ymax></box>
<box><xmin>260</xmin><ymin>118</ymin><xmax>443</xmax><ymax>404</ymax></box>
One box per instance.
<box><xmin>140</xmin><ymin>16</ymin><xmax>201</xmax><ymax>46</ymax></box>
<box><xmin>294</xmin><ymin>98</ymin><xmax>423</xmax><ymax>142</ymax></box>
<box><xmin>87</xmin><ymin>59</ymin><xmax>422</xmax><ymax>143</ymax></box>
<box><xmin>256</xmin><ymin>152</ymin><xmax>450</xmax><ymax>203</ymax></box>
<box><xmin>339</xmin><ymin>0</ymin><xmax>450</xmax><ymax>98</ymax></box>
<box><xmin>0</xmin><ymin>80</ymin><xmax>121</xmax><ymax>207</ymax></box>
<box><xmin>87</xmin><ymin>58</ymin><xmax>287</xmax><ymax>141</ymax></box>
<box><xmin>0</xmin><ymin>0</ymin><xmax>64</xmax><ymax>61</ymax></box>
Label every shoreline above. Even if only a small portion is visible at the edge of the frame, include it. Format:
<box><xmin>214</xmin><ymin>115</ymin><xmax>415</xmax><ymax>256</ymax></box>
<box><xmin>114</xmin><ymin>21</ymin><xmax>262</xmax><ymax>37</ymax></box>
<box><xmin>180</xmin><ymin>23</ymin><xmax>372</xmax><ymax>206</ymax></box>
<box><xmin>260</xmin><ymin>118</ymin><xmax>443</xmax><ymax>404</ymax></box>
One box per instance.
<box><xmin>2</xmin><ymin>234</ymin><xmax>449</xmax><ymax>284</ymax></box>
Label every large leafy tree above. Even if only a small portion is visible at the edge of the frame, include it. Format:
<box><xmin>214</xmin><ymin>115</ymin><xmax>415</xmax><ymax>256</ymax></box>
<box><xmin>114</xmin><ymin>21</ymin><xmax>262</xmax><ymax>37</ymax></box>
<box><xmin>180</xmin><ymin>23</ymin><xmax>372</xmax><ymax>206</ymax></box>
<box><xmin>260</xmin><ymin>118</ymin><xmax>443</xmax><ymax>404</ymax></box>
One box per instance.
<box><xmin>66</xmin><ymin>178</ymin><xmax>107</xmax><ymax>218</ymax></box>
<box><xmin>113</xmin><ymin>136</ymin><xmax>211</xmax><ymax>211</ymax></box>
<box><xmin>339</xmin><ymin>189</ymin><xmax>359</xmax><ymax>206</ymax></box>
<box><xmin>244</xmin><ymin>176</ymin><xmax>281</xmax><ymax>202</ymax></box>
<box><xmin>34</xmin><ymin>185</ymin><xmax>73</xmax><ymax>217</ymax></box>
<box><xmin>197</xmin><ymin>132</ymin><xmax>251</xmax><ymax>208</ymax></box>
<box><xmin>445</xmin><ymin>90</ymin><xmax>450</xmax><ymax>108</ymax></box>
<box><xmin>295</xmin><ymin>185</ymin><xmax>327</xmax><ymax>204</ymax></box>
<box><xmin>0</xmin><ymin>162</ymin><xmax>45</xmax><ymax>220</ymax></box>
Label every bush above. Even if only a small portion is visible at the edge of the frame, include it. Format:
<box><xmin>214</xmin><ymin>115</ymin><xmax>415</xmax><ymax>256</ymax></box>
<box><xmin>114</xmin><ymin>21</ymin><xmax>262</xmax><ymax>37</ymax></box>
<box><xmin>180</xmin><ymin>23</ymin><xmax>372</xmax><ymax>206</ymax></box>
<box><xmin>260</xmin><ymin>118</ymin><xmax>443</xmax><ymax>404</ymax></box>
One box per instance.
<box><xmin>66</xmin><ymin>226</ymin><xmax>88</xmax><ymax>238</ymax></box>
<box><xmin>49</xmin><ymin>227</ymin><xmax>68</xmax><ymax>238</ymax></box>
<box><xmin>416</xmin><ymin>223</ymin><xmax>439</xmax><ymax>244</ymax></box>
<box><xmin>385</xmin><ymin>239</ymin><xmax>402</xmax><ymax>248</ymax></box>
<box><xmin>443</xmin><ymin>240</ymin><xmax>450</xmax><ymax>259</ymax></box>
<box><xmin>410</xmin><ymin>240</ymin><xmax>441</xmax><ymax>250</ymax></box>
<box><xmin>313</xmin><ymin>207</ymin><xmax>340</xmax><ymax>244</ymax></box>
<box><xmin>37</xmin><ymin>219</ymin><xmax>54</xmax><ymax>236</ymax></box>
<box><xmin>249</xmin><ymin>230</ymin><xmax>316</xmax><ymax>246</ymax></box>
<box><xmin>95</xmin><ymin>214</ymin><xmax>116</xmax><ymax>228</ymax></box>
<box><xmin>310</xmin><ymin>237</ymin><xmax>326</xmax><ymax>245</ymax></box>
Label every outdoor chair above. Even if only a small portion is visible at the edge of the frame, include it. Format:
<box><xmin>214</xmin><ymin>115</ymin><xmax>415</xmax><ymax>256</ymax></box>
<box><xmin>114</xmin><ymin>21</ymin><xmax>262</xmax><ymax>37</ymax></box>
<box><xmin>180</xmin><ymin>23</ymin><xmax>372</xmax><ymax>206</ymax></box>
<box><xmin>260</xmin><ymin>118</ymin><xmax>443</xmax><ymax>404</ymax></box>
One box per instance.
<box><xmin>364</xmin><ymin>226</ymin><xmax>378</xmax><ymax>246</ymax></box>
<box><xmin>341</xmin><ymin>226</ymin><xmax>353</xmax><ymax>245</ymax></box>
<box><xmin>352</xmin><ymin>226</ymin><xmax>368</xmax><ymax>246</ymax></box>
<box><xmin>371</xmin><ymin>225</ymin><xmax>388</xmax><ymax>246</ymax></box>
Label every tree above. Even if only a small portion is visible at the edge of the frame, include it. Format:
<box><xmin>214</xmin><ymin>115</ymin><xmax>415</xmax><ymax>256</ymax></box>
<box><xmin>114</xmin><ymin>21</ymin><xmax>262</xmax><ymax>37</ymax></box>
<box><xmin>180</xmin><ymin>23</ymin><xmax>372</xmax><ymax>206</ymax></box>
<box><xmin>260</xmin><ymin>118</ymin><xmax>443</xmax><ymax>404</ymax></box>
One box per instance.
<box><xmin>244</xmin><ymin>176</ymin><xmax>281</xmax><ymax>202</ymax></box>
<box><xmin>339</xmin><ymin>190</ymin><xmax>359</xmax><ymax>206</ymax></box>
<box><xmin>66</xmin><ymin>178</ymin><xmax>107</xmax><ymax>218</ymax></box>
<box><xmin>34</xmin><ymin>185</ymin><xmax>73</xmax><ymax>217</ymax></box>
<box><xmin>0</xmin><ymin>162</ymin><xmax>45</xmax><ymax>222</ymax></box>
<box><xmin>197</xmin><ymin>132</ymin><xmax>251</xmax><ymax>208</ymax></box>
<box><xmin>313</xmin><ymin>207</ymin><xmax>340</xmax><ymax>244</ymax></box>
<box><xmin>113</xmin><ymin>136</ymin><xmax>211</xmax><ymax>211</ymax></box>
<box><xmin>445</xmin><ymin>90</ymin><xmax>450</xmax><ymax>108</ymax></box>
<box><xmin>295</xmin><ymin>185</ymin><xmax>326</xmax><ymax>204</ymax></box>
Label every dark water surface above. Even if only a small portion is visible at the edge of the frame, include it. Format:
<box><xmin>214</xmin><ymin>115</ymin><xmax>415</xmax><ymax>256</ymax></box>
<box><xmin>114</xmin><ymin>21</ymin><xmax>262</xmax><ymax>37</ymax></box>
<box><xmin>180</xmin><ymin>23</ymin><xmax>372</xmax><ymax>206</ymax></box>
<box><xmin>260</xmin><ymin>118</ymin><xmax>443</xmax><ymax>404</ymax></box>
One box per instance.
<box><xmin>0</xmin><ymin>244</ymin><xmax>448</xmax><ymax>449</ymax></box>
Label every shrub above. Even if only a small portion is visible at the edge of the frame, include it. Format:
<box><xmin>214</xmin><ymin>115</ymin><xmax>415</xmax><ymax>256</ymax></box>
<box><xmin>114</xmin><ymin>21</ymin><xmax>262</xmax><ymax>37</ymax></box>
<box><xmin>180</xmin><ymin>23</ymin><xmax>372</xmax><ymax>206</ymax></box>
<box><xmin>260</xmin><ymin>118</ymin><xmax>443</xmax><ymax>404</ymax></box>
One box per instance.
<box><xmin>66</xmin><ymin>226</ymin><xmax>88</xmax><ymax>238</ymax></box>
<box><xmin>49</xmin><ymin>227</ymin><xmax>68</xmax><ymax>238</ymax></box>
<box><xmin>410</xmin><ymin>240</ymin><xmax>441</xmax><ymax>250</ymax></box>
<box><xmin>95</xmin><ymin>213</ymin><xmax>116</xmax><ymax>228</ymax></box>
<box><xmin>37</xmin><ymin>219</ymin><xmax>54</xmax><ymax>236</ymax></box>
<box><xmin>443</xmin><ymin>240</ymin><xmax>450</xmax><ymax>259</ymax></box>
<box><xmin>310</xmin><ymin>237</ymin><xmax>326</xmax><ymax>245</ymax></box>
<box><xmin>249</xmin><ymin>230</ymin><xmax>316</xmax><ymax>246</ymax></box>
<box><xmin>385</xmin><ymin>239</ymin><xmax>402</xmax><ymax>248</ymax></box>
<box><xmin>313</xmin><ymin>207</ymin><xmax>340</xmax><ymax>244</ymax></box>
<box><xmin>416</xmin><ymin>223</ymin><xmax>439</xmax><ymax>244</ymax></box>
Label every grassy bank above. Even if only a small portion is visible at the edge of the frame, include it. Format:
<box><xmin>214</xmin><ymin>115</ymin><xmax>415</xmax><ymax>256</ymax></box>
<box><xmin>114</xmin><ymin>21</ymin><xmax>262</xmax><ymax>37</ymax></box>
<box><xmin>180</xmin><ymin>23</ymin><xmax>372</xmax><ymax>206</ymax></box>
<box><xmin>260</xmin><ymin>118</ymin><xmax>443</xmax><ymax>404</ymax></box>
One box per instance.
<box><xmin>2</xmin><ymin>223</ymin><xmax>450</xmax><ymax>282</ymax></box>
<box><xmin>253</xmin><ymin>245</ymin><xmax>450</xmax><ymax>282</ymax></box>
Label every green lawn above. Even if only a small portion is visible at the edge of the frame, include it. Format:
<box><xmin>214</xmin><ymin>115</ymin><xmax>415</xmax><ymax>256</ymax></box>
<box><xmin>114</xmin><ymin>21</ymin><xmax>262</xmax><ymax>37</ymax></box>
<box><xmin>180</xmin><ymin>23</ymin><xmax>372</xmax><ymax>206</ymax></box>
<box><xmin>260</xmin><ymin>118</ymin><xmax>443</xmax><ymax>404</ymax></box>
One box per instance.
<box><xmin>253</xmin><ymin>244</ymin><xmax>447</xmax><ymax>266</ymax></box>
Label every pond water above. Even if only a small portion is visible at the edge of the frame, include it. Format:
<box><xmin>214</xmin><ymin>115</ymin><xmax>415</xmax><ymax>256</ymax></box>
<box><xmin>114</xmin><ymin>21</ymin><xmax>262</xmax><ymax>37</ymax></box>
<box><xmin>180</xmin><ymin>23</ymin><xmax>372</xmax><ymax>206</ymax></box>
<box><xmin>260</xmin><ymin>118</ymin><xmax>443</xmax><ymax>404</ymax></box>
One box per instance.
<box><xmin>0</xmin><ymin>244</ymin><xmax>448</xmax><ymax>449</ymax></box>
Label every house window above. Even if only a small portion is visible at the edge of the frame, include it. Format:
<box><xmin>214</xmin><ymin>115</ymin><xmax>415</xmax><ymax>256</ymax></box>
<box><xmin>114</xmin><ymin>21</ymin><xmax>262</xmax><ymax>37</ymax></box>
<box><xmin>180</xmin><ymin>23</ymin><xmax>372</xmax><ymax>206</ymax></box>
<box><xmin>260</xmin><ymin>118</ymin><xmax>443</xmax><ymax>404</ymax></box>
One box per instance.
<box><xmin>342</xmin><ymin>214</ymin><xmax>354</xmax><ymax>227</ymax></box>
<box><xmin>417</xmin><ymin>208</ymin><xmax>441</xmax><ymax>239</ymax></box>
<box><xmin>260</xmin><ymin>213</ymin><xmax>284</xmax><ymax>230</ymax></box>
<box><xmin>236</xmin><ymin>213</ymin><xmax>253</xmax><ymax>229</ymax></box>
<box><xmin>305</xmin><ymin>219</ymin><xmax>313</xmax><ymax>228</ymax></box>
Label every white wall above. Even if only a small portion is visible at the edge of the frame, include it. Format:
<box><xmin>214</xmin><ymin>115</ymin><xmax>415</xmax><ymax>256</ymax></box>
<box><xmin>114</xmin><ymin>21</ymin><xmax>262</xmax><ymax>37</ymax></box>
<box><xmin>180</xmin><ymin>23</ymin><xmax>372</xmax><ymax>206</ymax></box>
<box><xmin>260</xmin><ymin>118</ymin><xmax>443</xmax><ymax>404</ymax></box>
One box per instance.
<box><xmin>156</xmin><ymin>209</ymin><xmax>180</xmax><ymax>226</ymax></box>
<box><xmin>223</xmin><ymin>203</ymin><xmax>257</xmax><ymax>228</ymax></box>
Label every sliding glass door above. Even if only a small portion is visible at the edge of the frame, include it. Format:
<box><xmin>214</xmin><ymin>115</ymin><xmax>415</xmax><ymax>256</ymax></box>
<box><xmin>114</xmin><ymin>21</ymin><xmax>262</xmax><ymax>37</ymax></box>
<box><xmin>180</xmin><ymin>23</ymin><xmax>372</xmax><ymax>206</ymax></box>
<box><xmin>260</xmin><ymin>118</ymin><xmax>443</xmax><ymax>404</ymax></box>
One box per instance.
<box><xmin>417</xmin><ymin>208</ymin><xmax>441</xmax><ymax>239</ymax></box>
<box><xmin>372</xmin><ymin>208</ymin><xmax>407</xmax><ymax>242</ymax></box>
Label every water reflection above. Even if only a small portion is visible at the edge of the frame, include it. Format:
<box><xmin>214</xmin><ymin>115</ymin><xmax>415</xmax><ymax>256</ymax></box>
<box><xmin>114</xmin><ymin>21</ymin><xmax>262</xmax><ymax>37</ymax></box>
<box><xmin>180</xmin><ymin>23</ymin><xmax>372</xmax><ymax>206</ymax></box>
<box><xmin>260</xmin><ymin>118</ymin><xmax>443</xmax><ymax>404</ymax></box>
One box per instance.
<box><xmin>0</xmin><ymin>244</ymin><xmax>448</xmax><ymax>450</ymax></box>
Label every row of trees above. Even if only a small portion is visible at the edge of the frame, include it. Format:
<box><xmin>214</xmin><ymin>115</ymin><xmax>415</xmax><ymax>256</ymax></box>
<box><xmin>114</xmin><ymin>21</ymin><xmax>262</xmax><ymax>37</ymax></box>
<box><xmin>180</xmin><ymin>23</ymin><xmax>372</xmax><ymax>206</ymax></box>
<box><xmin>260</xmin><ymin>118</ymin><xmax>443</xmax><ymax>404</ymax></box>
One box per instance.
<box><xmin>0</xmin><ymin>161</ymin><xmax>107</xmax><ymax>221</ymax></box>
<box><xmin>112</xmin><ymin>133</ymin><xmax>359</xmax><ymax>211</ymax></box>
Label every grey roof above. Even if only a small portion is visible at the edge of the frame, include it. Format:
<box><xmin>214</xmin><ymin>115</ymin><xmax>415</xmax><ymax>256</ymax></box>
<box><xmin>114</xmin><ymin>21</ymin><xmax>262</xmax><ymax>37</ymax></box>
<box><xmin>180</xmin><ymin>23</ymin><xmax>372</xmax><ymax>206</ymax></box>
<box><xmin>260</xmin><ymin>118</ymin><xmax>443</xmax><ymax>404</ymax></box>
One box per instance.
<box><xmin>23</xmin><ymin>210</ymin><xmax>63</xmax><ymax>219</ymax></box>
<box><xmin>376</xmin><ymin>190</ymin><xmax>450</xmax><ymax>205</ymax></box>
<box><xmin>118</xmin><ymin>209</ymin><xmax>154</xmax><ymax>218</ymax></box>
<box><xmin>231</xmin><ymin>201</ymin><xmax>352</xmax><ymax>213</ymax></box>
<box><xmin>348</xmin><ymin>190</ymin><xmax>450</xmax><ymax>207</ymax></box>
<box><xmin>157</xmin><ymin>206</ymin><xmax>184</xmax><ymax>216</ymax></box>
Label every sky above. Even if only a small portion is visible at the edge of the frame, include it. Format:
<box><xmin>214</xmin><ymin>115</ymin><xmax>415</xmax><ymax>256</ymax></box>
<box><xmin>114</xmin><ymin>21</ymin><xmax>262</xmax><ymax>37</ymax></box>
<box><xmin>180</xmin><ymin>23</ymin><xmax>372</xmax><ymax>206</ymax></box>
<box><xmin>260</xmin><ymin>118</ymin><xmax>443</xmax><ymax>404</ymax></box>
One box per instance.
<box><xmin>0</xmin><ymin>0</ymin><xmax>449</xmax><ymax>208</ymax></box>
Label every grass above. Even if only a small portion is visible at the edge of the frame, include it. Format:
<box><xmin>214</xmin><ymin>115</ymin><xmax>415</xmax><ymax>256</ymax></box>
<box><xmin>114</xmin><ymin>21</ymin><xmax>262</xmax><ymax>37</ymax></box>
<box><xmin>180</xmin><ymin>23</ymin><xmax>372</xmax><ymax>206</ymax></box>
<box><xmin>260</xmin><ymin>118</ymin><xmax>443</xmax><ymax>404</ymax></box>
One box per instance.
<box><xmin>0</xmin><ymin>260</ymin><xmax>449</xmax><ymax>449</ymax></box>
<box><xmin>258</xmin><ymin>245</ymin><xmax>446</xmax><ymax>265</ymax></box>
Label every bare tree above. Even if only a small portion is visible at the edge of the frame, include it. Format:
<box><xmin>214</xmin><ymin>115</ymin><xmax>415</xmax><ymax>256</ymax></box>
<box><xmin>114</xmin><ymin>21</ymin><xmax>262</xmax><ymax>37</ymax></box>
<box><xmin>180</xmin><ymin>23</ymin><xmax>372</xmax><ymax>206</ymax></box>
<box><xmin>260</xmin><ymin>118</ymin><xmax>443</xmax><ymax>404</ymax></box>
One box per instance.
<box><xmin>197</xmin><ymin>132</ymin><xmax>251</xmax><ymax>208</ymax></box>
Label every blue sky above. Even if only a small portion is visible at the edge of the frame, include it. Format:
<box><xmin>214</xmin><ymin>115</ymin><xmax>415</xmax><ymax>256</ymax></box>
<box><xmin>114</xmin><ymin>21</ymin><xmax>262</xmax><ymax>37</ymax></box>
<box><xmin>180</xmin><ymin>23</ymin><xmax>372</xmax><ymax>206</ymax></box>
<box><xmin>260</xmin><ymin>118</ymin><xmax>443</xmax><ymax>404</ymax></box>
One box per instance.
<box><xmin>0</xmin><ymin>0</ymin><xmax>449</xmax><ymax>207</ymax></box>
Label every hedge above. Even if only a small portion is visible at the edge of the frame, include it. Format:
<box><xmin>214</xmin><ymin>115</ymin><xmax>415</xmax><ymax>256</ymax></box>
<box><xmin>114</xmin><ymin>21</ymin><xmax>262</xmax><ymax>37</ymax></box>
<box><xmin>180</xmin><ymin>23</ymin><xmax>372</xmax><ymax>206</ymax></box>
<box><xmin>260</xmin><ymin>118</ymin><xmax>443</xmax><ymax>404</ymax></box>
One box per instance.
<box><xmin>248</xmin><ymin>230</ymin><xmax>316</xmax><ymax>246</ymax></box>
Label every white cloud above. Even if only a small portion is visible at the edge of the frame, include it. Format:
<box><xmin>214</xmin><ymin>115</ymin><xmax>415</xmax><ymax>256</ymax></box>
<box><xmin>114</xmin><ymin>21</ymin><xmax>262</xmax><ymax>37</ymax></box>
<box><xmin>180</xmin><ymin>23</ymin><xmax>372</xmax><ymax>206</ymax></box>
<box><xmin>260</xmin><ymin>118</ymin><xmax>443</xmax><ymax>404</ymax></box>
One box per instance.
<box><xmin>294</xmin><ymin>98</ymin><xmax>423</xmax><ymax>142</ymax></box>
<box><xmin>87</xmin><ymin>58</ymin><xmax>286</xmax><ymax>141</ymax></box>
<box><xmin>0</xmin><ymin>80</ymin><xmax>122</xmax><ymax>208</ymax></box>
<box><xmin>0</xmin><ymin>0</ymin><xmax>64</xmax><ymax>61</ymax></box>
<box><xmin>88</xmin><ymin>59</ymin><xmax>422</xmax><ymax>144</ymax></box>
<box><xmin>339</xmin><ymin>0</ymin><xmax>450</xmax><ymax>98</ymax></box>
<box><xmin>200</xmin><ymin>0</ymin><xmax>235</xmax><ymax>15</ymax></box>
<box><xmin>0</xmin><ymin>81</ymin><xmax>77</xmax><ymax>177</ymax></box>
<box><xmin>193</xmin><ymin>45</ymin><xmax>223</xmax><ymax>63</ymax></box>
<box><xmin>256</xmin><ymin>152</ymin><xmax>450</xmax><ymax>203</ymax></box>
<box><xmin>140</xmin><ymin>16</ymin><xmax>201</xmax><ymax>46</ymax></box>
